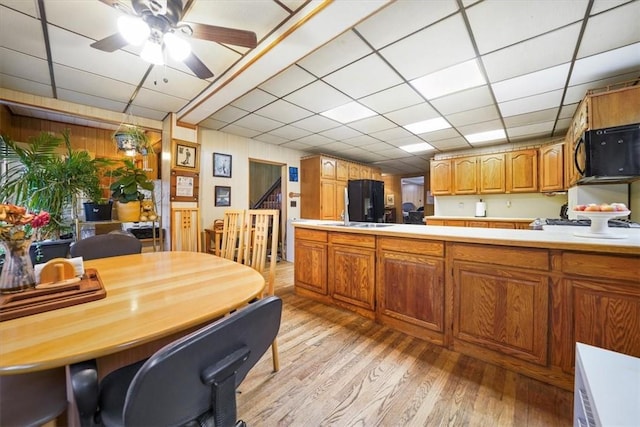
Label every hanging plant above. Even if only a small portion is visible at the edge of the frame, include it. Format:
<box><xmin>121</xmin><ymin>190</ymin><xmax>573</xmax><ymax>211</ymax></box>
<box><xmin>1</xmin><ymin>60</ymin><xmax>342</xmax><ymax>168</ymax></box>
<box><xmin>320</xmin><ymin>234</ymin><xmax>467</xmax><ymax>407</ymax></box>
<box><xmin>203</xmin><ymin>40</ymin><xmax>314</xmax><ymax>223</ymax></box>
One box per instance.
<box><xmin>113</xmin><ymin>125</ymin><xmax>153</xmax><ymax>156</ymax></box>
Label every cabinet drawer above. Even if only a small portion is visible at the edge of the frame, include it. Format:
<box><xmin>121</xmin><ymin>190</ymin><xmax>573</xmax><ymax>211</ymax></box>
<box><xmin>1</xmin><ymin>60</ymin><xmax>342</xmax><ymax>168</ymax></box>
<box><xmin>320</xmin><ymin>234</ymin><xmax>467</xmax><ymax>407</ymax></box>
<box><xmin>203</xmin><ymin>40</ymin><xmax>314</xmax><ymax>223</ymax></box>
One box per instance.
<box><xmin>295</xmin><ymin>228</ymin><xmax>327</xmax><ymax>243</ymax></box>
<box><xmin>378</xmin><ymin>237</ymin><xmax>443</xmax><ymax>257</ymax></box>
<box><xmin>329</xmin><ymin>232</ymin><xmax>376</xmax><ymax>249</ymax></box>
<box><xmin>562</xmin><ymin>252</ymin><xmax>640</xmax><ymax>282</ymax></box>
<box><xmin>450</xmin><ymin>243</ymin><xmax>549</xmax><ymax>271</ymax></box>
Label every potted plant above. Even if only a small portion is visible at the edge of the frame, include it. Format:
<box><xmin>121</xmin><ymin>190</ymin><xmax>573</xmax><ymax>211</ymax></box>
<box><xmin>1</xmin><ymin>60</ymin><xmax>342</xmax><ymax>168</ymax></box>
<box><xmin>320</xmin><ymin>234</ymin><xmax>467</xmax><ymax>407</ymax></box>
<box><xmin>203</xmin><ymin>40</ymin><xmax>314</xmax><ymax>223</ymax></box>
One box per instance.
<box><xmin>113</xmin><ymin>125</ymin><xmax>153</xmax><ymax>156</ymax></box>
<box><xmin>0</xmin><ymin>130</ymin><xmax>111</xmax><ymax>263</ymax></box>
<box><xmin>108</xmin><ymin>158</ymin><xmax>154</xmax><ymax>222</ymax></box>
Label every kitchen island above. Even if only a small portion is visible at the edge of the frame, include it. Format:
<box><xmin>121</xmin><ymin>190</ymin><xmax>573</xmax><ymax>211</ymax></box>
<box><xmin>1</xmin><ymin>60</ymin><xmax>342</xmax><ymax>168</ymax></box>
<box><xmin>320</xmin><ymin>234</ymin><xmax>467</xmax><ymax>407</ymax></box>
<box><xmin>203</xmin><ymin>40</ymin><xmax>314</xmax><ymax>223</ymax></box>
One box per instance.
<box><xmin>293</xmin><ymin>220</ymin><xmax>640</xmax><ymax>390</ymax></box>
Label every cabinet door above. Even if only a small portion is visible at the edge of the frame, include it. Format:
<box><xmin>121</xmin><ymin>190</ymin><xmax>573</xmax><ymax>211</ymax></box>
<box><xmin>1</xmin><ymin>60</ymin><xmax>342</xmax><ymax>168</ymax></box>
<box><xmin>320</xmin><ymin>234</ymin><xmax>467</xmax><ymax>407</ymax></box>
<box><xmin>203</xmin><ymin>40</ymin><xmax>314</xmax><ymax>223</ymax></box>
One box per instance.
<box><xmin>479</xmin><ymin>153</ymin><xmax>506</xmax><ymax>194</ymax></box>
<box><xmin>329</xmin><ymin>245</ymin><xmax>375</xmax><ymax>311</ymax></box>
<box><xmin>590</xmin><ymin>86</ymin><xmax>640</xmax><ymax>129</ymax></box>
<box><xmin>336</xmin><ymin>159</ymin><xmax>349</xmax><ymax>181</ymax></box>
<box><xmin>378</xmin><ymin>251</ymin><xmax>444</xmax><ymax>333</ymax></box>
<box><xmin>320</xmin><ymin>180</ymin><xmax>337</xmax><ymax>220</ymax></box>
<box><xmin>467</xmin><ymin>221</ymin><xmax>489</xmax><ymax>228</ymax></box>
<box><xmin>336</xmin><ymin>181</ymin><xmax>347</xmax><ymax>221</ymax></box>
<box><xmin>430</xmin><ymin>160</ymin><xmax>452</xmax><ymax>195</ymax></box>
<box><xmin>489</xmin><ymin>221</ymin><xmax>516</xmax><ymax>229</ymax></box>
<box><xmin>506</xmin><ymin>149</ymin><xmax>538</xmax><ymax>193</ymax></box>
<box><xmin>453</xmin><ymin>157</ymin><xmax>477</xmax><ymax>194</ymax></box>
<box><xmin>295</xmin><ymin>239</ymin><xmax>328</xmax><ymax>295</ymax></box>
<box><xmin>348</xmin><ymin>163</ymin><xmax>361</xmax><ymax>180</ymax></box>
<box><xmin>321</xmin><ymin>157</ymin><xmax>337</xmax><ymax>179</ymax></box>
<box><xmin>539</xmin><ymin>143</ymin><xmax>565</xmax><ymax>192</ymax></box>
<box><xmin>453</xmin><ymin>261</ymin><xmax>549</xmax><ymax>365</ymax></box>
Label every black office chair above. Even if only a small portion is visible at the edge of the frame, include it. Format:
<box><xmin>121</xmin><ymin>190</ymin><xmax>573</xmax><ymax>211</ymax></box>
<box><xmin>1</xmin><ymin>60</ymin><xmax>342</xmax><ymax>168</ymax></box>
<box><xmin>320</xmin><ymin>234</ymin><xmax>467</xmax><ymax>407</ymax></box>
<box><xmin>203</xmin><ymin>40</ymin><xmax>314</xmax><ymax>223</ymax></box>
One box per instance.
<box><xmin>0</xmin><ymin>368</ymin><xmax>68</xmax><ymax>426</ymax></box>
<box><xmin>71</xmin><ymin>295</ymin><xmax>283</xmax><ymax>427</ymax></box>
<box><xmin>70</xmin><ymin>233</ymin><xmax>142</xmax><ymax>260</ymax></box>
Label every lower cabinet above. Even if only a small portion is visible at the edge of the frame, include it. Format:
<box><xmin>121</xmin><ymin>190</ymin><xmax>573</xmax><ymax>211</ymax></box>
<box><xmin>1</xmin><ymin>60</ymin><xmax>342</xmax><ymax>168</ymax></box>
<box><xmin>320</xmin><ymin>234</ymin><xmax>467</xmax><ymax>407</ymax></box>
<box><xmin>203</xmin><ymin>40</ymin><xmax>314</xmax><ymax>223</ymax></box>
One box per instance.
<box><xmin>328</xmin><ymin>233</ymin><xmax>376</xmax><ymax>318</ymax></box>
<box><xmin>294</xmin><ymin>229</ymin><xmax>328</xmax><ymax>296</ymax></box>
<box><xmin>377</xmin><ymin>237</ymin><xmax>445</xmax><ymax>344</ymax></box>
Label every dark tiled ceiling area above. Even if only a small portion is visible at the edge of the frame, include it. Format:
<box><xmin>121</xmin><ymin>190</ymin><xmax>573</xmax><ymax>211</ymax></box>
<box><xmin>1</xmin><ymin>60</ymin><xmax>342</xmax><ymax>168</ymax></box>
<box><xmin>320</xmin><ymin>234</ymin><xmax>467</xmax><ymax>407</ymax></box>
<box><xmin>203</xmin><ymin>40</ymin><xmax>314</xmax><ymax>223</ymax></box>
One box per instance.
<box><xmin>1</xmin><ymin>0</ymin><xmax>639</xmax><ymax>174</ymax></box>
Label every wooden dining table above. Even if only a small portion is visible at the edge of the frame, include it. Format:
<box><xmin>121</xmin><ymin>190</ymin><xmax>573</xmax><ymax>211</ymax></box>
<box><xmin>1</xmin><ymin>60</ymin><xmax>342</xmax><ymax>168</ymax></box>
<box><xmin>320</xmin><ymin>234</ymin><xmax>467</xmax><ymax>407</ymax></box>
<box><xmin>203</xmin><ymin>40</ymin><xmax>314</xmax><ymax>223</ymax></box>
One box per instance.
<box><xmin>0</xmin><ymin>251</ymin><xmax>265</xmax><ymax>375</ymax></box>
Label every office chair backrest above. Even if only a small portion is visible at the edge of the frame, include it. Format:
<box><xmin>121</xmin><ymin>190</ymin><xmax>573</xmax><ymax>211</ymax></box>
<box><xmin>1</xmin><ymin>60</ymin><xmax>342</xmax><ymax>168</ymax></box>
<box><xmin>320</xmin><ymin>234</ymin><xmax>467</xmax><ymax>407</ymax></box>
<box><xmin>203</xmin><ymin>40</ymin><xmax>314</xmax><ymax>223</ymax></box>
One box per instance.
<box><xmin>121</xmin><ymin>296</ymin><xmax>282</xmax><ymax>426</ymax></box>
<box><xmin>69</xmin><ymin>233</ymin><xmax>142</xmax><ymax>260</ymax></box>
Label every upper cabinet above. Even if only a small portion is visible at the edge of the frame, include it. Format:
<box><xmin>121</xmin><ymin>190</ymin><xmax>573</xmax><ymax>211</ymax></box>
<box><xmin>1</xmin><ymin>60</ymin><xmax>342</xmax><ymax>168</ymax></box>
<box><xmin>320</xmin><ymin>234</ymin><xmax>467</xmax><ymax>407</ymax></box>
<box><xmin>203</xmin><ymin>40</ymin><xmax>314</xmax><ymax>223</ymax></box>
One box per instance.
<box><xmin>539</xmin><ymin>143</ymin><xmax>565</xmax><ymax>192</ymax></box>
<box><xmin>479</xmin><ymin>153</ymin><xmax>506</xmax><ymax>194</ymax></box>
<box><xmin>506</xmin><ymin>149</ymin><xmax>538</xmax><ymax>193</ymax></box>
<box><xmin>453</xmin><ymin>157</ymin><xmax>478</xmax><ymax>194</ymax></box>
<box><xmin>430</xmin><ymin>160</ymin><xmax>452</xmax><ymax>195</ymax></box>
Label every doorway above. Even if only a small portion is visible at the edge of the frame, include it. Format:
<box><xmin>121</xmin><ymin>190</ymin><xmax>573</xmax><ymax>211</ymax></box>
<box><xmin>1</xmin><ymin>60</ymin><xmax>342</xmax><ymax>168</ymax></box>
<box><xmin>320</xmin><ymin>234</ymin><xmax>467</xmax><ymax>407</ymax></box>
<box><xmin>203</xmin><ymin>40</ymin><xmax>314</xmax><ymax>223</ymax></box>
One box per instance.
<box><xmin>401</xmin><ymin>175</ymin><xmax>430</xmax><ymax>223</ymax></box>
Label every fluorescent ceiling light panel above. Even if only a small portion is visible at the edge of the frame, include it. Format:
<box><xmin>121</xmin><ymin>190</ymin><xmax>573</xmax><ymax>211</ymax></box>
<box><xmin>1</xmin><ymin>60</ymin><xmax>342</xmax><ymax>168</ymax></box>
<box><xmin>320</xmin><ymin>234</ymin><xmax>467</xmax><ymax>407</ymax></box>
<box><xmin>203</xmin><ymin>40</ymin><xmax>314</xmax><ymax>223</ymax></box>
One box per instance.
<box><xmin>410</xmin><ymin>59</ymin><xmax>486</xmax><ymax>100</ymax></box>
<box><xmin>404</xmin><ymin>117</ymin><xmax>450</xmax><ymax>134</ymax></box>
<box><xmin>465</xmin><ymin>129</ymin><xmax>506</xmax><ymax>143</ymax></box>
<box><xmin>400</xmin><ymin>142</ymin><xmax>434</xmax><ymax>153</ymax></box>
<box><xmin>320</xmin><ymin>102</ymin><xmax>376</xmax><ymax>123</ymax></box>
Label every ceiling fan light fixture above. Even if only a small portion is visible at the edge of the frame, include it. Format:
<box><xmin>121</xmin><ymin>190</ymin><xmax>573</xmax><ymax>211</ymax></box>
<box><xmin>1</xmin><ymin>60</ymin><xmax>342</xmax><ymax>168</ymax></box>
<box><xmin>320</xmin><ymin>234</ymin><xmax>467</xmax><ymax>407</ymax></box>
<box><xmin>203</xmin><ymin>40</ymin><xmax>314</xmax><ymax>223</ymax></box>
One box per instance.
<box><xmin>141</xmin><ymin>39</ymin><xmax>164</xmax><ymax>65</ymax></box>
<box><xmin>164</xmin><ymin>32</ymin><xmax>191</xmax><ymax>61</ymax></box>
<box><xmin>117</xmin><ymin>15</ymin><xmax>150</xmax><ymax>46</ymax></box>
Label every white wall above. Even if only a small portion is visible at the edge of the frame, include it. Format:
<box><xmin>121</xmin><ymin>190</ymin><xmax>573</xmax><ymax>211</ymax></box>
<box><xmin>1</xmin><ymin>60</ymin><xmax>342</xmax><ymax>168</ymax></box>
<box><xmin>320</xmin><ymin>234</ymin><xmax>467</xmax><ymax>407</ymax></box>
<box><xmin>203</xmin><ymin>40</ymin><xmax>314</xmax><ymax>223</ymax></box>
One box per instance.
<box><xmin>434</xmin><ymin>193</ymin><xmax>568</xmax><ymax>219</ymax></box>
<box><xmin>198</xmin><ymin>129</ymin><xmax>306</xmax><ymax>228</ymax></box>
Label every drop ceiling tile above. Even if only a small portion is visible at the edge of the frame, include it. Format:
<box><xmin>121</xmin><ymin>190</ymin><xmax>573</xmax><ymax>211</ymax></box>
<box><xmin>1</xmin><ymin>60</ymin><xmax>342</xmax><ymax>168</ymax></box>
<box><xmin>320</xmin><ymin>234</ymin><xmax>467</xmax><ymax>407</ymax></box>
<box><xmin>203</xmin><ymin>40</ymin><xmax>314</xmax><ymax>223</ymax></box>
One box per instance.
<box><xmin>260</xmin><ymin>65</ymin><xmax>317</xmax><ymax>97</ymax></box>
<box><xmin>1</xmin><ymin>49</ymin><xmax>51</xmax><ymax>85</ymax></box>
<box><xmin>563</xmin><ymin>70</ymin><xmax>640</xmax><ymax>104</ymax></box>
<box><xmin>356</xmin><ymin>0</ymin><xmax>459</xmax><ymax>49</ymax></box>
<box><xmin>125</xmin><ymin>87</ymin><xmax>189</xmax><ymax>115</ymax></box>
<box><xmin>498</xmin><ymin>90</ymin><xmax>564</xmax><ymax>117</ymax></box>
<box><xmin>0</xmin><ymin>8</ymin><xmax>46</xmax><ymax>58</ymax></box>
<box><xmin>376</xmin><ymin>147</ymin><xmax>417</xmax><ymax>158</ymax></box>
<box><xmin>142</xmin><ymin>67</ymin><xmax>209</xmax><ymax>100</ymax></box>
<box><xmin>559</xmin><ymin>104</ymin><xmax>579</xmax><ymax>120</ymax></box>
<box><xmin>291</xmin><ymin>115</ymin><xmax>341</xmax><ymax>133</ymax></box>
<box><xmin>358</xmin><ymin>84</ymin><xmax>424</xmax><ymax>114</ymax></box>
<box><xmin>590</xmin><ymin>0</ymin><xmax>633</xmax><ymax>15</ymax></box>
<box><xmin>370</xmin><ymin>126</ymin><xmax>413</xmax><ymax>142</ymax></box>
<box><xmin>578</xmin><ymin>1</ymin><xmax>640</xmax><ymax>58</ymax></box>
<box><xmin>44</xmin><ymin>0</ymin><xmax>123</xmax><ymax>42</ymax></box>
<box><xmin>430</xmin><ymin>85</ymin><xmax>494</xmax><ymax>115</ymax></box>
<box><xmin>482</xmin><ymin>24</ymin><xmax>580</xmax><ymax>83</ymax></box>
<box><xmin>298</xmin><ymin>30</ymin><xmax>372</xmax><ymax>77</ymax></box>
<box><xmin>265</xmin><ymin>125</ymin><xmax>310</xmax><ymax>140</ymax></box>
<box><xmin>210</xmin><ymin>106</ymin><xmax>250</xmax><ymax>123</ymax></box>
<box><xmin>253</xmin><ymin>133</ymin><xmax>290</xmax><ymax>145</ymax></box>
<box><xmin>380</xmin><ymin>14</ymin><xmax>475</xmax><ymax>81</ymax></box>
<box><xmin>384</xmin><ymin>103</ymin><xmax>438</xmax><ymax>126</ymax></box>
<box><xmin>199</xmin><ymin>117</ymin><xmax>228</xmax><ymax>130</ymax></box>
<box><xmin>319</xmin><ymin>126</ymin><xmax>363</xmax><ymax>141</ymax></box>
<box><xmin>280</xmin><ymin>140</ymin><xmax>314</xmax><ymax>151</ymax></box>
<box><xmin>422</xmin><ymin>127</ymin><xmax>461</xmax><ymax>142</ymax></box>
<box><xmin>458</xmin><ymin>119</ymin><xmax>505</xmax><ymax>136</ymax></box>
<box><xmin>362</xmin><ymin>141</ymin><xmax>394</xmax><ymax>152</ymax></box>
<box><xmin>118</xmin><ymin>103</ymin><xmax>167</xmax><ymax>121</ymax></box>
<box><xmin>171</xmin><ymin>38</ymin><xmax>241</xmax><ymax>80</ymax></box>
<box><xmin>445</xmin><ymin>105</ymin><xmax>500</xmax><ymax>127</ymax></box>
<box><xmin>506</xmin><ymin>121</ymin><xmax>555</xmax><ymax>138</ymax></box>
<box><xmin>52</xmin><ymin>64</ymin><xmax>135</xmax><ymax>104</ymax></box>
<box><xmin>492</xmin><ymin>63</ymin><xmax>570</xmax><ymax>102</ymax></box>
<box><xmin>284</xmin><ymin>80</ymin><xmax>351</xmax><ymax>113</ymax></box>
<box><xmin>554</xmin><ymin>118</ymin><xmax>573</xmax><ymax>135</ymax></box>
<box><xmin>233</xmin><ymin>114</ymin><xmax>284</xmax><ymax>133</ymax></box>
<box><xmin>320</xmin><ymin>141</ymin><xmax>358</xmax><ymax>153</ymax></box>
<box><xmin>429</xmin><ymin>136</ymin><xmax>471</xmax><ymax>150</ymax></box>
<box><xmin>219</xmin><ymin>124</ymin><xmax>261</xmax><ymax>138</ymax></box>
<box><xmin>296</xmin><ymin>133</ymin><xmax>334</xmax><ymax>146</ymax></box>
<box><xmin>231</xmin><ymin>89</ymin><xmax>278</xmax><ymax>112</ymax></box>
<box><xmin>0</xmin><ymin>74</ymin><xmax>53</xmax><ymax>98</ymax></box>
<box><xmin>569</xmin><ymin>43</ymin><xmax>640</xmax><ymax>86</ymax></box>
<box><xmin>343</xmin><ymin>134</ymin><xmax>383</xmax><ymax>147</ymax></box>
<box><xmin>56</xmin><ymin>89</ymin><xmax>129</xmax><ymax>116</ymax></box>
<box><xmin>255</xmin><ymin>100</ymin><xmax>313</xmax><ymax>123</ymax></box>
<box><xmin>348</xmin><ymin>115</ymin><xmax>397</xmax><ymax>134</ymax></box>
<box><xmin>503</xmin><ymin>108</ymin><xmax>559</xmax><ymax>128</ymax></box>
<box><xmin>466</xmin><ymin>0</ymin><xmax>588</xmax><ymax>54</ymax></box>
<box><xmin>323</xmin><ymin>54</ymin><xmax>403</xmax><ymax>99</ymax></box>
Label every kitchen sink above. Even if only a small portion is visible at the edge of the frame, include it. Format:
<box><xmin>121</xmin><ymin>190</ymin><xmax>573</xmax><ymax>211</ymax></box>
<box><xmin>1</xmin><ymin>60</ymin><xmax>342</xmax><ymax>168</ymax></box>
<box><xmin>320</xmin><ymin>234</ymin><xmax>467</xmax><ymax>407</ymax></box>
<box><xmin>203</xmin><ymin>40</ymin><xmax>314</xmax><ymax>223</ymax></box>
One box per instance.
<box><xmin>348</xmin><ymin>223</ymin><xmax>394</xmax><ymax>228</ymax></box>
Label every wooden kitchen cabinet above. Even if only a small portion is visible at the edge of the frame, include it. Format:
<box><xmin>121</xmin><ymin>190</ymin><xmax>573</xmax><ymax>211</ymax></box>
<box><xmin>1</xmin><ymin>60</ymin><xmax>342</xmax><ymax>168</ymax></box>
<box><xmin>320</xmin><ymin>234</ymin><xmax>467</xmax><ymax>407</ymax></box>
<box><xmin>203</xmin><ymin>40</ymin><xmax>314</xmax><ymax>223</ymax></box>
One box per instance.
<box><xmin>506</xmin><ymin>149</ymin><xmax>538</xmax><ymax>193</ymax></box>
<box><xmin>294</xmin><ymin>229</ymin><xmax>328</xmax><ymax>296</ymax></box>
<box><xmin>328</xmin><ymin>233</ymin><xmax>376</xmax><ymax>318</ymax></box>
<box><xmin>451</xmin><ymin>243</ymin><xmax>550</xmax><ymax>366</ymax></box>
<box><xmin>430</xmin><ymin>159</ymin><xmax>452</xmax><ymax>195</ymax></box>
<box><xmin>453</xmin><ymin>157</ymin><xmax>477</xmax><ymax>194</ymax></box>
<box><xmin>539</xmin><ymin>142</ymin><xmax>565</xmax><ymax>192</ymax></box>
<box><xmin>377</xmin><ymin>237</ymin><xmax>445</xmax><ymax>344</ymax></box>
<box><xmin>348</xmin><ymin>163</ymin><xmax>361</xmax><ymax>180</ymax></box>
<box><xmin>478</xmin><ymin>153</ymin><xmax>506</xmax><ymax>194</ymax></box>
<box><xmin>301</xmin><ymin>155</ymin><xmax>380</xmax><ymax>220</ymax></box>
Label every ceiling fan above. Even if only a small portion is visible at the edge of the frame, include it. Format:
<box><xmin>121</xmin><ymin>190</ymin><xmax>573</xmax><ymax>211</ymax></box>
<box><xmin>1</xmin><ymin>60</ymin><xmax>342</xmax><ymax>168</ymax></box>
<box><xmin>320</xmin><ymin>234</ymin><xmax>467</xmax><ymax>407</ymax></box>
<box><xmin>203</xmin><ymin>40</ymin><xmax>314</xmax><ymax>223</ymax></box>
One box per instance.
<box><xmin>91</xmin><ymin>0</ymin><xmax>258</xmax><ymax>79</ymax></box>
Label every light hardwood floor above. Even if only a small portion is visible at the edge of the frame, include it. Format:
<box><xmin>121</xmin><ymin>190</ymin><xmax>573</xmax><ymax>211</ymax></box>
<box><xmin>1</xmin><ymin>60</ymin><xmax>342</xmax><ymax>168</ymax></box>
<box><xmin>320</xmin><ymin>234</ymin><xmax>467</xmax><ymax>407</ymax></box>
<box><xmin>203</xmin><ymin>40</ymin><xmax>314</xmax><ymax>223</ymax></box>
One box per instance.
<box><xmin>237</xmin><ymin>261</ymin><xmax>573</xmax><ymax>426</ymax></box>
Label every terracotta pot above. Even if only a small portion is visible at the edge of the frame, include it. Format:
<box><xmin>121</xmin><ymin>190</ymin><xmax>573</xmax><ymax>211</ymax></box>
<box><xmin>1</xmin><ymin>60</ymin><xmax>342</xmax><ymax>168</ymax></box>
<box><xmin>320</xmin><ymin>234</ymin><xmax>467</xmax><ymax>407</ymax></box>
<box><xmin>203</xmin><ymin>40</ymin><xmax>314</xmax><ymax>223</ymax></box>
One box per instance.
<box><xmin>116</xmin><ymin>201</ymin><xmax>141</xmax><ymax>222</ymax></box>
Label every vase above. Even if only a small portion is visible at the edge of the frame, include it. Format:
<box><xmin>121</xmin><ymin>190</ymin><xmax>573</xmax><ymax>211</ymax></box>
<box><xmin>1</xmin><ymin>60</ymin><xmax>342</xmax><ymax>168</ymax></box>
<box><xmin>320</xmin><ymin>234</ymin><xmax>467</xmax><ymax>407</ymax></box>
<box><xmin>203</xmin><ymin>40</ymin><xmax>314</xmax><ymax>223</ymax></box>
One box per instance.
<box><xmin>0</xmin><ymin>239</ymin><xmax>37</xmax><ymax>294</ymax></box>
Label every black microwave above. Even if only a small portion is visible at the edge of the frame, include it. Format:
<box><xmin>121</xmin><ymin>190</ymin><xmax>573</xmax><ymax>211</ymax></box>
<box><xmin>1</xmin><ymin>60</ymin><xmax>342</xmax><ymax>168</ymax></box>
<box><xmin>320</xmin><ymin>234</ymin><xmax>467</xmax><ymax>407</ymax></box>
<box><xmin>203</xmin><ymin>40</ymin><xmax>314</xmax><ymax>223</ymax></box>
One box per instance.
<box><xmin>575</xmin><ymin>123</ymin><xmax>640</xmax><ymax>184</ymax></box>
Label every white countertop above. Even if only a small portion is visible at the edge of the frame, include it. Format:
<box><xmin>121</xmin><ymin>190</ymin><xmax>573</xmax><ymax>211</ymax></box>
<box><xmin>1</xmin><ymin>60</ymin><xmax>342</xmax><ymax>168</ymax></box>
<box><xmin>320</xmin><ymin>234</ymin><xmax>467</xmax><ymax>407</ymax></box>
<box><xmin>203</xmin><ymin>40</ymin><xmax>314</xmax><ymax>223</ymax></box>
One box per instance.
<box><xmin>425</xmin><ymin>216</ymin><xmax>534</xmax><ymax>221</ymax></box>
<box><xmin>293</xmin><ymin>220</ymin><xmax>640</xmax><ymax>254</ymax></box>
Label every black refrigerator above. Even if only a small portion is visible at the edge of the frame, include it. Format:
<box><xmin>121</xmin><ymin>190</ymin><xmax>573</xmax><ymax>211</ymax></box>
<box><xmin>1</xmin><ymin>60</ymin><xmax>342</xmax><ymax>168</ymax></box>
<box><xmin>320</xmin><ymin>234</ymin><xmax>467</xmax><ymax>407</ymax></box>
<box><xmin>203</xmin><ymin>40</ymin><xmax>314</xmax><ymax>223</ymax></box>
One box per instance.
<box><xmin>347</xmin><ymin>179</ymin><xmax>385</xmax><ymax>223</ymax></box>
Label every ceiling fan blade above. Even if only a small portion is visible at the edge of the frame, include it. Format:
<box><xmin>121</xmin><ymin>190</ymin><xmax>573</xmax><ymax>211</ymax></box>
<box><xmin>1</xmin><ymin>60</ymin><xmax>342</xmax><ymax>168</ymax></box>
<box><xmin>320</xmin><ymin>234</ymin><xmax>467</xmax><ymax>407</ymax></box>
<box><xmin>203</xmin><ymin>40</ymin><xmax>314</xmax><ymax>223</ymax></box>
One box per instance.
<box><xmin>187</xmin><ymin>23</ymin><xmax>257</xmax><ymax>48</ymax></box>
<box><xmin>183</xmin><ymin>52</ymin><xmax>214</xmax><ymax>79</ymax></box>
<box><xmin>91</xmin><ymin>33</ymin><xmax>129</xmax><ymax>52</ymax></box>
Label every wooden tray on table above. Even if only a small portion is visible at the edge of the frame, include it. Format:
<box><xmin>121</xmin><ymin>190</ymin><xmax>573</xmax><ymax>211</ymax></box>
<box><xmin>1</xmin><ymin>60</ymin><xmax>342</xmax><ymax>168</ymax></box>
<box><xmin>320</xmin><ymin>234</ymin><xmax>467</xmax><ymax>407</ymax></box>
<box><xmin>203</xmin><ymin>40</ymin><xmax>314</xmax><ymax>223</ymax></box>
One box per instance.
<box><xmin>0</xmin><ymin>268</ymin><xmax>106</xmax><ymax>321</ymax></box>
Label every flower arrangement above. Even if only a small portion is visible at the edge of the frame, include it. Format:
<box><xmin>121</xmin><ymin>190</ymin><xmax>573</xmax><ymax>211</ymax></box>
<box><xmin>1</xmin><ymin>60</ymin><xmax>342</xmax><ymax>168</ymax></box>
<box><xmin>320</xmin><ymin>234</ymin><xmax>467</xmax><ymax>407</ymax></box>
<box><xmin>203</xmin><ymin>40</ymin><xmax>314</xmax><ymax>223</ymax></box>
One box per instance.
<box><xmin>0</xmin><ymin>203</ymin><xmax>51</xmax><ymax>251</ymax></box>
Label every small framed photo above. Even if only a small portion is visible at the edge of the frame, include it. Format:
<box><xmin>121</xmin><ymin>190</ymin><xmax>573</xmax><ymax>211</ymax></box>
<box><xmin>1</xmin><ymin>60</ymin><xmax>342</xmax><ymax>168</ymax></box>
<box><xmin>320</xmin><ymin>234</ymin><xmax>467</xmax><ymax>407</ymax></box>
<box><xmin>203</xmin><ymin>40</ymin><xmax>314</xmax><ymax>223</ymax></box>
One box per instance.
<box><xmin>172</xmin><ymin>140</ymin><xmax>200</xmax><ymax>173</ymax></box>
<box><xmin>213</xmin><ymin>153</ymin><xmax>232</xmax><ymax>178</ymax></box>
<box><xmin>386</xmin><ymin>193</ymin><xmax>395</xmax><ymax>206</ymax></box>
<box><xmin>215</xmin><ymin>186</ymin><xmax>231</xmax><ymax>207</ymax></box>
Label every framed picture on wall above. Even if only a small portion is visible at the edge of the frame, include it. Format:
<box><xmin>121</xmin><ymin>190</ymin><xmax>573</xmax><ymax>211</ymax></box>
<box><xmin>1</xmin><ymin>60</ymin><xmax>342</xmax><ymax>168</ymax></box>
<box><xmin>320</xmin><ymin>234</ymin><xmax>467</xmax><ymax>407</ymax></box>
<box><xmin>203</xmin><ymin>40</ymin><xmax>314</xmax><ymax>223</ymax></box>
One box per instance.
<box><xmin>213</xmin><ymin>153</ymin><xmax>232</xmax><ymax>178</ymax></box>
<box><xmin>215</xmin><ymin>186</ymin><xmax>231</xmax><ymax>207</ymax></box>
<box><xmin>172</xmin><ymin>140</ymin><xmax>200</xmax><ymax>173</ymax></box>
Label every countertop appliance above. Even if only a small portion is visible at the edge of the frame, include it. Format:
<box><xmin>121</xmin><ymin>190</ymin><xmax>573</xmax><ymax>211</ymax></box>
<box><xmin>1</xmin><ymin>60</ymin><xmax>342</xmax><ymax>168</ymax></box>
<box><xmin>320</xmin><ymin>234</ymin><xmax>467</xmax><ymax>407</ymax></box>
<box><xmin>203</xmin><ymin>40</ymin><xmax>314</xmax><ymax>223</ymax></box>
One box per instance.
<box><xmin>347</xmin><ymin>179</ymin><xmax>384</xmax><ymax>223</ymax></box>
<box><xmin>575</xmin><ymin>123</ymin><xmax>640</xmax><ymax>184</ymax></box>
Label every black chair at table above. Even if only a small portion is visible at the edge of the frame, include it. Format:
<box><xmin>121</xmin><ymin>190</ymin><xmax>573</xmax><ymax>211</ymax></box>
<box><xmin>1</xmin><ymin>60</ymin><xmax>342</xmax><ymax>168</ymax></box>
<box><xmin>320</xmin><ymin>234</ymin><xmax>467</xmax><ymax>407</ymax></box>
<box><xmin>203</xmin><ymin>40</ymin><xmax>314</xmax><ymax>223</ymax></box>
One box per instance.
<box><xmin>70</xmin><ymin>295</ymin><xmax>283</xmax><ymax>427</ymax></box>
<box><xmin>70</xmin><ymin>233</ymin><xmax>142</xmax><ymax>260</ymax></box>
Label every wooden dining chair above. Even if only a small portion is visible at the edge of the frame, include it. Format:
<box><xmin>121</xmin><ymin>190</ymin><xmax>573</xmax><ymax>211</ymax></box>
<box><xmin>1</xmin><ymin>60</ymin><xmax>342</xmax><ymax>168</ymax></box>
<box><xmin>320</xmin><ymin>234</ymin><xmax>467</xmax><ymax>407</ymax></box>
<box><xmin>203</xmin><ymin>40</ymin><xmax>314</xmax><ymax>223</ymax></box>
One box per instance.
<box><xmin>220</xmin><ymin>209</ymin><xmax>245</xmax><ymax>262</ymax></box>
<box><xmin>171</xmin><ymin>207</ymin><xmax>201</xmax><ymax>252</ymax></box>
<box><xmin>241</xmin><ymin>209</ymin><xmax>280</xmax><ymax>371</ymax></box>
